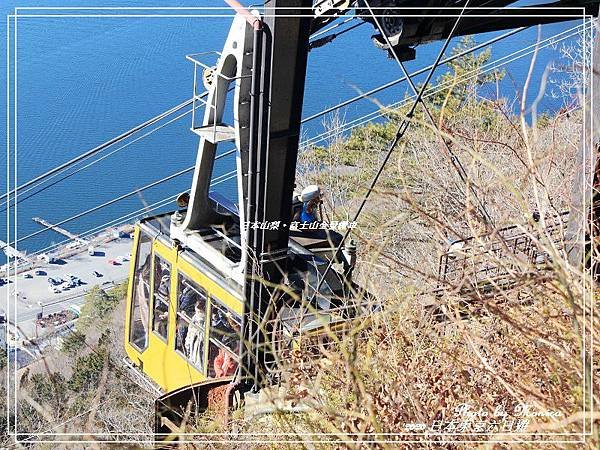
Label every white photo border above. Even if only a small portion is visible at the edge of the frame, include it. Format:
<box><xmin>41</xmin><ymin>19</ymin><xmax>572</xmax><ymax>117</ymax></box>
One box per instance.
<box><xmin>4</xmin><ymin>4</ymin><xmax>595</xmax><ymax>446</ymax></box>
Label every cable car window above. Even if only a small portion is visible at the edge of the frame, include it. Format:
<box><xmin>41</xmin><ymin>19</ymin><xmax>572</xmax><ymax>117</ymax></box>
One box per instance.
<box><xmin>208</xmin><ymin>301</ymin><xmax>241</xmax><ymax>378</ymax></box>
<box><xmin>129</xmin><ymin>232</ymin><xmax>152</xmax><ymax>351</ymax></box>
<box><xmin>152</xmin><ymin>255</ymin><xmax>171</xmax><ymax>341</ymax></box>
<box><xmin>175</xmin><ymin>273</ymin><xmax>207</xmax><ymax>370</ymax></box>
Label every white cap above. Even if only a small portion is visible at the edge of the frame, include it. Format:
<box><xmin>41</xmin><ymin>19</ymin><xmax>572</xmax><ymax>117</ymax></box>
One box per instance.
<box><xmin>299</xmin><ymin>185</ymin><xmax>322</xmax><ymax>202</ymax></box>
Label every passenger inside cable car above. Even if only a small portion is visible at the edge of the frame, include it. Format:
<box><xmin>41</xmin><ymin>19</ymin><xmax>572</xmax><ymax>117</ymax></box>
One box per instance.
<box><xmin>208</xmin><ymin>303</ymin><xmax>241</xmax><ymax>378</ymax></box>
<box><xmin>152</xmin><ymin>256</ymin><xmax>170</xmax><ymax>339</ymax></box>
<box><xmin>130</xmin><ymin>250</ymin><xmax>152</xmax><ymax>350</ymax></box>
<box><xmin>175</xmin><ymin>277</ymin><xmax>206</xmax><ymax>359</ymax></box>
<box><xmin>185</xmin><ymin>301</ymin><xmax>206</xmax><ymax>367</ymax></box>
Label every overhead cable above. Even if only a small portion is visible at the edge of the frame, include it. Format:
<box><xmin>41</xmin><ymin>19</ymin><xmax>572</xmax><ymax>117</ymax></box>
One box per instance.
<box><xmin>0</xmin><ymin>97</ymin><xmax>200</xmax><ymax>202</ymax></box>
<box><xmin>302</xmin><ymin>21</ymin><xmax>590</xmax><ymax>149</ymax></box>
<box><xmin>29</xmin><ymin>170</ymin><xmax>238</xmax><ymax>257</ymax></box>
<box><xmin>3</xmin><ymin>150</ymin><xmax>236</xmax><ymax>248</ymax></box>
<box><xmin>301</xmin><ymin>25</ymin><xmax>526</xmax><ymax>125</ymax></box>
<box><xmin>4</xmin><ymin>24</ymin><xmax>526</xmax><ymax>209</ymax></box>
<box><xmin>0</xmin><ymin>107</ymin><xmax>198</xmax><ymax>213</ymax></box>
<box><xmin>308</xmin><ymin>0</ymin><xmax>473</xmax><ymax>303</ymax></box>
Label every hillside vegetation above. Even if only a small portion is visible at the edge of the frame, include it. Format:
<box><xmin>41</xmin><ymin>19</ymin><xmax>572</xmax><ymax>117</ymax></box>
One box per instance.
<box><xmin>244</xmin><ymin>36</ymin><xmax>597</xmax><ymax>449</ymax></box>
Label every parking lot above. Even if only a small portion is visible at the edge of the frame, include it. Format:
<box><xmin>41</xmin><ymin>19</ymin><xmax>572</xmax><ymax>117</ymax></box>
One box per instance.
<box><xmin>1</xmin><ymin>238</ymin><xmax>134</xmax><ymax>338</ymax></box>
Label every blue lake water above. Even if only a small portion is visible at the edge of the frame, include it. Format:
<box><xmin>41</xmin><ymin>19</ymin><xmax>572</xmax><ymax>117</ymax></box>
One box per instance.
<box><xmin>0</xmin><ymin>0</ymin><xmax>587</xmax><ymax>264</ymax></box>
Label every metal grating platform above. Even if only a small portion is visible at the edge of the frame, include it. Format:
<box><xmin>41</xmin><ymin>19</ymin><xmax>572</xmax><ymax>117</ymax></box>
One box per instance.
<box><xmin>437</xmin><ymin>211</ymin><xmax>570</xmax><ymax>295</ymax></box>
<box><xmin>191</xmin><ymin>124</ymin><xmax>236</xmax><ymax>143</ymax></box>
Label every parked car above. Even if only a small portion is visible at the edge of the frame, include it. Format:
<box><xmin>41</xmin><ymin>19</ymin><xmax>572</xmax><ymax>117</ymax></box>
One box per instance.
<box><xmin>108</xmin><ymin>259</ymin><xmax>119</xmax><ymax>265</ymax></box>
<box><xmin>93</xmin><ymin>271</ymin><xmax>102</xmax><ymax>278</ymax></box>
<box><xmin>23</xmin><ymin>273</ymin><xmax>33</xmax><ymax>279</ymax></box>
<box><xmin>34</xmin><ymin>270</ymin><xmax>45</xmax><ymax>276</ymax></box>
<box><xmin>118</xmin><ymin>255</ymin><xmax>130</xmax><ymax>263</ymax></box>
<box><xmin>47</xmin><ymin>277</ymin><xmax>64</xmax><ymax>286</ymax></box>
<box><xmin>68</xmin><ymin>304</ymin><xmax>81</xmax><ymax>317</ymax></box>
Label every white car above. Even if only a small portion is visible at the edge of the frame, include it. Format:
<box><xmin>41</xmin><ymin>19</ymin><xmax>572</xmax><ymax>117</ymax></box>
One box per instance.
<box><xmin>68</xmin><ymin>304</ymin><xmax>81</xmax><ymax>317</ymax></box>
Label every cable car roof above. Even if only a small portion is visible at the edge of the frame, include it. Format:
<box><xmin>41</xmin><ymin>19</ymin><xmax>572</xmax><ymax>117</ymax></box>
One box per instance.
<box><xmin>138</xmin><ymin>192</ymin><xmax>356</xmax><ymax>303</ymax></box>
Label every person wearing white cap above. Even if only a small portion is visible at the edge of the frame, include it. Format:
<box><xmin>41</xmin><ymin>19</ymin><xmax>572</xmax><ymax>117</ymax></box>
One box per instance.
<box><xmin>299</xmin><ymin>185</ymin><xmax>322</xmax><ymax>223</ymax></box>
<box><xmin>292</xmin><ymin>184</ymin><xmax>346</xmax><ymax>262</ymax></box>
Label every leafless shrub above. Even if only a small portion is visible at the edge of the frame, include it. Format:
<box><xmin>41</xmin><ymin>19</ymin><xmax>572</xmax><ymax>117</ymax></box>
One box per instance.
<box><xmin>259</xmin><ymin>32</ymin><xmax>598</xmax><ymax>449</ymax></box>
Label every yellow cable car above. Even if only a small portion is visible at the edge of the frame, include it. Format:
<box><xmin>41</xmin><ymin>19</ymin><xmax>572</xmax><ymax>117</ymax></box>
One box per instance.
<box><xmin>123</xmin><ymin>194</ymin><xmax>362</xmax><ymax>392</ymax></box>
<box><xmin>124</xmin><ymin>210</ymin><xmax>244</xmax><ymax>393</ymax></box>
<box><xmin>123</xmin><ymin>6</ymin><xmax>369</xmax><ymax>441</ymax></box>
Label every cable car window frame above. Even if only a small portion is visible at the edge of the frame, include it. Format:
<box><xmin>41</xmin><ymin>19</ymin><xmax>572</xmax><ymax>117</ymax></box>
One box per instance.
<box><xmin>151</xmin><ymin>254</ymin><xmax>171</xmax><ymax>343</ymax></box>
<box><xmin>175</xmin><ymin>270</ymin><xmax>208</xmax><ymax>373</ymax></box>
<box><xmin>129</xmin><ymin>231</ymin><xmax>153</xmax><ymax>352</ymax></box>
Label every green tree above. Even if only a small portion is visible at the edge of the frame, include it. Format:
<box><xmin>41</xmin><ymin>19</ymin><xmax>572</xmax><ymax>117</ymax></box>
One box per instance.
<box><xmin>431</xmin><ymin>35</ymin><xmax>505</xmax><ymax>110</ymax></box>
<box><xmin>30</xmin><ymin>372</ymin><xmax>67</xmax><ymax>415</ymax></box>
<box><xmin>343</xmin><ymin>121</ymin><xmax>398</xmax><ymax>166</ymax></box>
<box><xmin>77</xmin><ymin>285</ymin><xmax>120</xmax><ymax>331</ymax></box>
<box><xmin>110</xmin><ymin>280</ymin><xmax>129</xmax><ymax>301</ymax></box>
<box><xmin>303</xmin><ymin>37</ymin><xmax>506</xmax><ymax>173</ymax></box>
<box><xmin>60</xmin><ymin>330</ymin><xmax>87</xmax><ymax>356</ymax></box>
<box><xmin>67</xmin><ymin>349</ymin><xmax>107</xmax><ymax>392</ymax></box>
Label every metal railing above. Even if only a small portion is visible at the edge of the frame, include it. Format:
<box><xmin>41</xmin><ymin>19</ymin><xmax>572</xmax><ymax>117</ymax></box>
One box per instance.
<box><xmin>264</xmin><ymin>300</ymin><xmax>377</xmax><ymax>372</ymax></box>
<box><xmin>437</xmin><ymin>211</ymin><xmax>570</xmax><ymax>294</ymax></box>
<box><xmin>186</xmin><ymin>51</ymin><xmax>251</xmax><ymax>137</ymax></box>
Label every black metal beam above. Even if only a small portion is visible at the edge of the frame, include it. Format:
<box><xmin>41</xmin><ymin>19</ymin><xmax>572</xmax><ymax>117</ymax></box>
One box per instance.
<box><xmin>241</xmin><ymin>0</ymin><xmax>313</xmax><ymax>391</ymax></box>
<box><xmin>259</xmin><ymin>1</ymin><xmax>314</xmax><ymax>257</ymax></box>
<box><xmin>423</xmin><ymin>2</ymin><xmax>597</xmax><ymax>44</ymax></box>
<box><xmin>356</xmin><ymin>1</ymin><xmax>598</xmax><ymax>55</ymax></box>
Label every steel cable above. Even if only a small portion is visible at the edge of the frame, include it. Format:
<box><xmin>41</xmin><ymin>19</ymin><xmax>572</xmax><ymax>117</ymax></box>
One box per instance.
<box><xmin>0</xmin><ymin>97</ymin><xmax>203</xmax><ymax>202</ymax></box>
<box><xmin>1</xmin><ymin>150</ymin><xmax>237</xmax><ymax>249</ymax></box>
<box><xmin>301</xmin><ymin>21</ymin><xmax>590</xmax><ymax>149</ymax></box>
<box><xmin>4</xmin><ymin>23</ymin><xmax>526</xmax><ymax>210</ymax></box>
<box><xmin>307</xmin><ymin>0</ymin><xmax>474</xmax><ymax>304</ymax></box>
